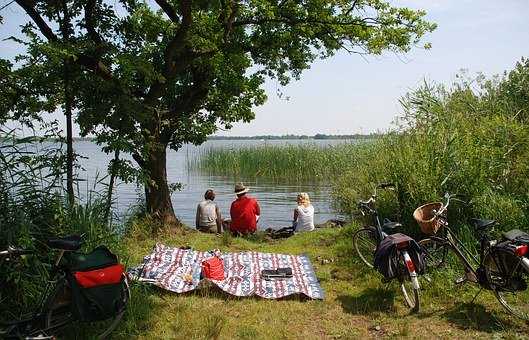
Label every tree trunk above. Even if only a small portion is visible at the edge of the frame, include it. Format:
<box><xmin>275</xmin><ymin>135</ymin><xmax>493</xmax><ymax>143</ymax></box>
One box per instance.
<box><xmin>64</xmin><ymin>60</ymin><xmax>75</xmax><ymax>206</ymax></box>
<box><xmin>144</xmin><ymin>143</ymin><xmax>179</xmax><ymax>228</ymax></box>
<box><xmin>104</xmin><ymin>149</ymin><xmax>119</xmax><ymax>225</ymax></box>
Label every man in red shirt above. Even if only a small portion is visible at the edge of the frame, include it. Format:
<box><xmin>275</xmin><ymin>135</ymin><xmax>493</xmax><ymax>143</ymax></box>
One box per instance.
<box><xmin>229</xmin><ymin>183</ymin><xmax>260</xmax><ymax>234</ymax></box>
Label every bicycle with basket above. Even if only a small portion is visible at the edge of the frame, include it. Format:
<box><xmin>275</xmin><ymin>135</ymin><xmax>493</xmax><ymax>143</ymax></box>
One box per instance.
<box><xmin>416</xmin><ymin>193</ymin><xmax>529</xmax><ymax>320</ymax></box>
<box><xmin>0</xmin><ymin>234</ymin><xmax>130</xmax><ymax>339</ymax></box>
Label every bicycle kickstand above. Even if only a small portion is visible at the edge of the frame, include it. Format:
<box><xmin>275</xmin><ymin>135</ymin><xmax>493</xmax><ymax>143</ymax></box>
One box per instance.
<box><xmin>470</xmin><ymin>287</ymin><xmax>483</xmax><ymax>305</ymax></box>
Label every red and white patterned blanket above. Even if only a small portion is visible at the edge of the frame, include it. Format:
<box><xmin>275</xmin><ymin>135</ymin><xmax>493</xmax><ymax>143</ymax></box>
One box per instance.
<box><xmin>128</xmin><ymin>243</ymin><xmax>324</xmax><ymax>300</ymax></box>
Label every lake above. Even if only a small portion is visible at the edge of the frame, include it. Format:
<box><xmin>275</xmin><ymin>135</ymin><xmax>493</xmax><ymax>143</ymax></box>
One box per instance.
<box><xmin>75</xmin><ymin>139</ymin><xmax>349</xmax><ymax>229</ymax></box>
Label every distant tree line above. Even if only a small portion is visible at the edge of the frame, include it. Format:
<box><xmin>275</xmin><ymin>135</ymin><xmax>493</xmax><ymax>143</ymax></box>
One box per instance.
<box><xmin>209</xmin><ymin>133</ymin><xmax>381</xmax><ymax>140</ymax></box>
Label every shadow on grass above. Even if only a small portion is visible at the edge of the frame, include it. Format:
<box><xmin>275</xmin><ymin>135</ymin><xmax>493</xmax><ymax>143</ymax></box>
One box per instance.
<box><xmin>338</xmin><ymin>287</ymin><xmax>396</xmax><ymax>315</ymax></box>
<box><xmin>441</xmin><ymin>302</ymin><xmax>509</xmax><ymax>333</ymax></box>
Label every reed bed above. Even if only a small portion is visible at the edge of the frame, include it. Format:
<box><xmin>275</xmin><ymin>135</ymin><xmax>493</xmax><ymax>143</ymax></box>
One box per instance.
<box><xmin>192</xmin><ymin>142</ymin><xmax>372</xmax><ymax>182</ymax></box>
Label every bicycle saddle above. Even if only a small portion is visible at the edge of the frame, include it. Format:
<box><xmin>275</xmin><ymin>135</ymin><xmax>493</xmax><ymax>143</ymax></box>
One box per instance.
<box><xmin>470</xmin><ymin>218</ymin><xmax>496</xmax><ymax>231</ymax></box>
<box><xmin>47</xmin><ymin>235</ymin><xmax>82</xmax><ymax>251</ymax></box>
<box><xmin>383</xmin><ymin>219</ymin><xmax>402</xmax><ymax>230</ymax></box>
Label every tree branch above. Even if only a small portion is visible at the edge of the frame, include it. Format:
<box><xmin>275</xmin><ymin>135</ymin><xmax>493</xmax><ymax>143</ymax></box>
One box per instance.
<box><xmin>84</xmin><ymin>0</ymin><xmax>102</xmax><ymax>45</ymax></box>
<box><xmin>344</xmin><ymin>0</ymin><xmax>358</xmax><ymax>16</ymax></box>
<box><xmin>223</xmin><ymin>0</ymin><xmax>238</xmax><ymax>41</ymax></box>
<box><xmin>15</xmin><ymin>0</ymin><xmax>57</xmax><ymax>41</ymax></box>
<box><xmin>154</xmin><ymin>0</ymin><xmax>179</xmax><ymax>23</ymax></box>
<box><xmin>146</xmin><ymin>0</ymin><xmax>193</xmax><ymax>102</ymax></box>
<box><xmin>163</xmin><ymin>0</ymin><xmax>192</xmax><ymax>73</ymax></box>
<box><xmin>233</xmin><ymin>16</ymin><xmax>379</xmax><ymax>28</ymax></box>
<box><xmin>76</xmin><ymin>55</ymin><xmax>113</xmax><ymax>81</ymax></box>
<box><xmin>165</xmin><ymin>66</ymin><xmax>211</xmax><ymax>126</ymax></box>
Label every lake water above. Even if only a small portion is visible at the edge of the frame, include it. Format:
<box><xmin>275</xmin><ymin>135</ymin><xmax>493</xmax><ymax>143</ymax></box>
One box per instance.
<box><xmin>75</xmin><ymin>140</ymin><xmax>349</xmax><ymax>229</ymax></box>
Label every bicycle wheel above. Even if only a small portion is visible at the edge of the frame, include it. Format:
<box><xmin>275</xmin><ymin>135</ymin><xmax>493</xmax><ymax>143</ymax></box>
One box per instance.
<box><xmin>44</xmin><ymin>280</ymin><xmax>75</xmax><ymax>333</ymax></box>
<box><xmin>398</xmin><ymin>254</ymin><xmax>420</xmax><ymax>312</ymax></box>
<box><xmin>92</xmin><ymin>274</ymin><xmax>131</xmax><ymax>339</ymax></box>
<box><xmin>353</xmin><ymin>227</ymin><xmax>377</xmax><ymax>268</ymax></box>
<box><xmin>418</xmin><ymin>238</ymin><xmax>450</xmax><ymax>270</ymax></box>
<box><xmin>484</xmin><ymin>250</ymin><xmax>529</xmax><ymax>321</ymax></box>
<box><xmin>46</xmin><ymin>274</ymin><xmax>131</xmax><ymax>339</ymax></box>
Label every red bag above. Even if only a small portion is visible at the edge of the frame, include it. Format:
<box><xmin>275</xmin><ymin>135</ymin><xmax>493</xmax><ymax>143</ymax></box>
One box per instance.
<box><xmin>74</xmin><ymin>264</ymin><xmax>125</xmax><ymax>288</ymax></box>
<box><xmin>201</xmin><ymin>257</ymin><xmax>225</xmax><ymax>281</ymax></box>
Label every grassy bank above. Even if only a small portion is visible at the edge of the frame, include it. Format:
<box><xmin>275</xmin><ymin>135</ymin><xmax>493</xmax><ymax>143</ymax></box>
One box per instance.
<box><xmin>86</xmin><ymin>223</ymin><xmax>528</xmax><ymax>339</ymax></box>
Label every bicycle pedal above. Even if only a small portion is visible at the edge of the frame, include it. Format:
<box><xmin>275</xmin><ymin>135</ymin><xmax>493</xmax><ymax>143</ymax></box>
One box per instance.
<box><xmin>454</xmin><ymin>276</ymin><xmax>466</xmax><ymax>285</ymax></box>
<box><xmin>381</xmin><ymin>277</ymin><xmax>392</xmax><ymax>284</ymax></box>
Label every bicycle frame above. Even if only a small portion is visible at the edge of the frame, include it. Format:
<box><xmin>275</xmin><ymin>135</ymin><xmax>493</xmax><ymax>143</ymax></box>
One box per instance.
<box><xmin>0</xmin><ymin>249</ymin><xmax>69</xmax><ymax>338</ymax></box>
<box><xmin>424</xmin><ymin>193</ymin><xmax>520</xmax><ymax>287</ymax></box>
<box><xmin>430</xmin><ymin>226</ymin><xmax>482</xmax><ymax>281</ymax></box>
<box><xmin>358</xmin><ymin>184</ymin><xmax>395</xmax><ymax>243</ymax></box>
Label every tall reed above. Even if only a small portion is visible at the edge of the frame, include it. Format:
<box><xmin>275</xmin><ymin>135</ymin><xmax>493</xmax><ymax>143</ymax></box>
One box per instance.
<box><xmin>192</xmin><ymin>142</ymin><xmax>371</xmax><ymax>183</ymax></box>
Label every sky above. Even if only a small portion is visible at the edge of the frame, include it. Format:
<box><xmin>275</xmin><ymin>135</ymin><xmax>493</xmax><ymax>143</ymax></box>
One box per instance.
<box><xmin>1</xmin><ymin>0</ymin><xmax>528</xmax><ymax>136</ymax></box>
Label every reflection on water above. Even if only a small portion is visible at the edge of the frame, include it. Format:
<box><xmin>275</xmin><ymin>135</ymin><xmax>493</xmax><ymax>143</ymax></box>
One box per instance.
<box><xmin>76</xmin><ymin>139</ymin><xmax>350</xmax><ymax>229</ymax></box>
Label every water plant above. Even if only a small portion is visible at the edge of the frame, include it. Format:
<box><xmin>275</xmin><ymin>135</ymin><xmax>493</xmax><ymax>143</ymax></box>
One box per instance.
<box><xmin>192</xmin><ymin>142</ymin><xmax>372</xmax><ymax>183</ymax></box>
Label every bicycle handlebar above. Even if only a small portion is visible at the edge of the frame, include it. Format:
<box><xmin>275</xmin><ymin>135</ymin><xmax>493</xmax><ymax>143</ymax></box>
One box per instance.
<box><xmin>376</xmin><ymin>183</ymin><xmax>395</xmax><ymax>190</ymax></box>
<box><xmin>434</xmin><ymin>193</ymin><xmax>468</xmax><ymax>218</ymax></box>
<box><xmin>357</xmin><ymin>183</ymin><xmax>396</xmax><ymax>215</ymax></box>
<box><xmin>0</xmin><ymin>246</ymin><xmax>33</xmax><ymax>259</ymax></box>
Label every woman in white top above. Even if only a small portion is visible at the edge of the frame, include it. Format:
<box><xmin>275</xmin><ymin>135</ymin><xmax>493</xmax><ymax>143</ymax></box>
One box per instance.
<box><xmin>196</xmin><ymin>189</ymin><xmax>222</xmax><ymax>234</ymax></box>
<box><xmin>293</xmin><ymin>193</ymin><xmax>315</xmax><ymax>231</ymax></box>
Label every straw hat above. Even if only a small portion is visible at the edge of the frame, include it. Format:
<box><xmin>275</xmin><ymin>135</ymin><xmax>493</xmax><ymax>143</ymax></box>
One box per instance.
<box><xmin>234</xmin><ymin>182</ymin><xmax>249</xmax><ymax>195</ymax></box>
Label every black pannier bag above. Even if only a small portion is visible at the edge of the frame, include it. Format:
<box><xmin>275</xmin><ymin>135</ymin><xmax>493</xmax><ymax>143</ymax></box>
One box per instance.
<box><xmin>66</xmin><ymin>246</ymin><xmax>126</xmax><ymax>322</ymax></box>
<box><xmin>374</xmin><ymin>233</ymin><xmax>426</xmax><ymax>279</ymax></box>
<box><xmin>503</xmin><ymin>229</ymin><xmax>529</xmax><ymax>244</ymax></box>
<box><xmin>492</xmin><ymin>239</ymin><xmax>528</xmax><ymax>277</ymax></box>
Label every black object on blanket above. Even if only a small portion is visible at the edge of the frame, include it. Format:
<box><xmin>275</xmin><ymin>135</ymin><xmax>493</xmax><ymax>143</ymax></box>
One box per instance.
<box><xmin>261</xmin><ymin>268</ymin><xmax>293</xmax><ymax>280</ymax></box>
<box><xmin>265</xmin><ymin>226</ymin><xmax>295</xmax><ymax>239</ymax></box>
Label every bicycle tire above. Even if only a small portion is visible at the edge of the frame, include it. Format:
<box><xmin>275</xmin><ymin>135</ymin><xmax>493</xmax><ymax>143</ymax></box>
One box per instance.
<box><xmin>398</xmin><ymin>254</ymin><xmax>420</xmax><ymax>312</ymax></box>
<box><xmin>418</xmin><ymin>238</ymin><xmax>450</xmax><ymax>270</ymax></box>
<box><xmin>352</xmin><ymin>227</ymin><xmax>377</xmax><ymax>268</ymax></box>
<box><xmin>484</xmin><ymin>250</ymin><xmax>529</xmax><ymax>321</ymax></box>
<box><xmin>44</xmin><ymin>280</ymin><xmax>75</xmax><ymax>333</ymax></box>
<box><xmin>45</xmin><ymin>274</ymin><xmax>131</xmax><ymax>339</ymax></box>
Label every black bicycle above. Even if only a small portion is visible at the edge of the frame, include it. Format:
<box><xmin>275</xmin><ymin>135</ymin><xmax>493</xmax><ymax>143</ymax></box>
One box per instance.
<box><xmin>0</xmin><ymin>235</ymin><xmax>130</xmax><ymax>339</ymax></box>
<box><xmin>417</xmin><ymin>193</ymin><xmax>529</xmax><ymax>320</ymax></box>
<box><xmin>353</xmin><ymin>183</ymin><xmax>422</xmax><ymax>312</ymax></box>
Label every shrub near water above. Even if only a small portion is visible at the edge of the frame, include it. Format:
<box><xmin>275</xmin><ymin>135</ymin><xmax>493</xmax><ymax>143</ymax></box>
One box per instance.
<box><xmin>334</xmin><ymin>59</ymin><xmax>529</xmax><ymax>236</ymax></box>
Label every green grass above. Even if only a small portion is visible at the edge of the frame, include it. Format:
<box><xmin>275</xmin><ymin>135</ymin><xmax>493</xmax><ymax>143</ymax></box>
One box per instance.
<box><xmin>68</xmin><ymin>221</ymin><xmax>529</xmax><ymax>339</ymax></box>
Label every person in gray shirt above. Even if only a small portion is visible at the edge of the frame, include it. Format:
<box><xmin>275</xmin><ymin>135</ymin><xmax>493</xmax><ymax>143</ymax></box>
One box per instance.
<box><xmin>196</xmin><ymin>189</ymin><xmax>222</xmax><ymax>234</ymax></box>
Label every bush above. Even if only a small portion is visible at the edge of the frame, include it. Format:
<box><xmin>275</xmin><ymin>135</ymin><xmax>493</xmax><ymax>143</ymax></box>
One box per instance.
<box><xmin>332</xmin><ymin>59</ymin><xmax>529</xmax><ymax>237</ymax></box>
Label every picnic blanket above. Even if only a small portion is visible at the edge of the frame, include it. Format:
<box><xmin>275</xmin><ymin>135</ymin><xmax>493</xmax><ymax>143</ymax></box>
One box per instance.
<box><xmin>128</xmin><ymin>243</ymin><xmax>324</xmax><ymax>300</ymax></box>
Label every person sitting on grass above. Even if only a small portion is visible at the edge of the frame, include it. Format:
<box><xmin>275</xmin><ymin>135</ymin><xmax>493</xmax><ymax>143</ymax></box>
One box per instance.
<box><xmin>196</xmin><ymin>189</ymin><xmax>222</xmax><ymax>234</ymax></box>
<box><xmin>293</xmin><ymin>193</ymin><xmax>315</xmax><ymax>232</ymax></box>
<box><xmin>229</xmin><ymin>182</ymin><xmax>260</xmax><ymax>235</ymax></box>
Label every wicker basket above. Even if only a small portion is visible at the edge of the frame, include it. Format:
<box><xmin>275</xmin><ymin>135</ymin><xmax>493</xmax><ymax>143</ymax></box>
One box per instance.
<box><xmin>413</xmin><ymin>202</ymin><xmax>444</xmax><ymax>235</ymax></box>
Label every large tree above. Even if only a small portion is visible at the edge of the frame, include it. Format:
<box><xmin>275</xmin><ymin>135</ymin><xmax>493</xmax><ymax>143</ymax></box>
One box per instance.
<box><xmin>6</xmin><ymin>0</ymin><xmax>435</xmax><ymax>228</ymax></box>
